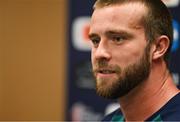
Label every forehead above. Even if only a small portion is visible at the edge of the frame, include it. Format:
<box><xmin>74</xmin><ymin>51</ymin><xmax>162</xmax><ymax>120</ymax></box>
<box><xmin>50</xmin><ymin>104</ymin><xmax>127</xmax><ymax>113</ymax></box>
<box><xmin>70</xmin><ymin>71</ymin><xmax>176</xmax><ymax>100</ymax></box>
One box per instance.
<box><xmin>90</xmin><ymin>2</ymin><xmax>147</xmax><ymax>32</ymax></box>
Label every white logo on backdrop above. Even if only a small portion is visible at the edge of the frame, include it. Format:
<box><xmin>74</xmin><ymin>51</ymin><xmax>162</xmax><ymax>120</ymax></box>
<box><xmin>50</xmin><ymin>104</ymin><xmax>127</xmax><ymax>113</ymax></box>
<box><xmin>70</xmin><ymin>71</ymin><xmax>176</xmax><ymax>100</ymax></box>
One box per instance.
<box><xmin>72</xmin><ymin>17</ymin><xmax>91</xmax><ymax>51</ymax></box>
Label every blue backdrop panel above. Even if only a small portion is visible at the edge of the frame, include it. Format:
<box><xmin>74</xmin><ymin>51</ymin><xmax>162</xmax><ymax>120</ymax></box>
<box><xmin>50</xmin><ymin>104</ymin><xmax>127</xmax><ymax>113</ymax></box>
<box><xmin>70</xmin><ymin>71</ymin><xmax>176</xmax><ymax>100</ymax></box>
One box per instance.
<box><xmin>67</xmin><ymin>0</ymin><xmax>180</xmax><ymax>121</ymax></box>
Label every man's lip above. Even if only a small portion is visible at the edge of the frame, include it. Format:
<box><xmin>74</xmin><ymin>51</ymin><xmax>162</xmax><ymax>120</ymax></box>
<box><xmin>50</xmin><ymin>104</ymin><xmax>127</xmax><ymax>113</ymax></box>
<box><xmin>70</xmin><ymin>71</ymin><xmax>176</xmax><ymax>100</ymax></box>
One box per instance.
<box><xmin>96</xmin><ymin>69</ymin><xmax>116</xmax><ymax>74</ymax></box>
<box><xmin>96</xmin><ymin>71</ymin><xmax>116</xmax><ymax>78</ymax></box>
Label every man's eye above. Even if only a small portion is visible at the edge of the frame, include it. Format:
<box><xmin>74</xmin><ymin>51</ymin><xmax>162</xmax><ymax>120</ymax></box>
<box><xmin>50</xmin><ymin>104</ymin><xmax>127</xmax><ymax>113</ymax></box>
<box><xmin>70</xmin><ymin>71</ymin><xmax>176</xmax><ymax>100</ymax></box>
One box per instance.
<box><xmin>112</xmin><ymin>36</ymin><xmax>124</xmax><ymax>43</ymax></box>
<box><xmin>91</xmin><ymin>38</ymin><xmax>100</xmax><ymax>47</ymax></box>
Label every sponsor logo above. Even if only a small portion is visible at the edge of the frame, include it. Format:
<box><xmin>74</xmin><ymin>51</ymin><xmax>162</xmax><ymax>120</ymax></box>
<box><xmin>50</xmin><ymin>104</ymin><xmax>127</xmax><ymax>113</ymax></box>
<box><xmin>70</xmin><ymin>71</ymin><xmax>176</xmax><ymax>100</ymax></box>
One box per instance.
<box><xmin>171</xmin><ymin>20</ymin><xmax>179</xmax><ymax>52</ymax></box>
<box><xmin>162</xmin><ymin>0</ymin><xmax>179</xmax><ymax>7</ymax></box>
<box><xmin>72</xmin><ymin>17</ymin><xmax>91</xmax><ymax>51</ymax></box>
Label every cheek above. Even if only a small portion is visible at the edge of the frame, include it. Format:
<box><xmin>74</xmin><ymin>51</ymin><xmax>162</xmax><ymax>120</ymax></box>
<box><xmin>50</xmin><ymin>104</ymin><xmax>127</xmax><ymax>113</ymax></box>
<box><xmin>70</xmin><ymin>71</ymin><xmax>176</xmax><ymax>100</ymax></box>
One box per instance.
<box><xmin>114</xmin><ymin>47</ymin><xmax>144</xmax><ymax>67</ymax></box>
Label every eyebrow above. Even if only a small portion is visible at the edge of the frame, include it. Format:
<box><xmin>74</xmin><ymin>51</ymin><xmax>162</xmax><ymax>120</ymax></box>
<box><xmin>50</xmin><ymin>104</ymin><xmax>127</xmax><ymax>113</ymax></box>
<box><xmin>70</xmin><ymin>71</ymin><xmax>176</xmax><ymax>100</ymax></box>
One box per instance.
<box><xmin>88</xmin><ymin>33</ymin><xmax>99</xmax><ymax>39</ymax></box>
<box><xmin>88</xmin><ymin>29</ymin><xmax>134</xmax><ymax>40</ymax></box>
<box><xmin>105</xmin><ymin>30</ymin><xmax>134</xmax><ymax>39</ymax></box>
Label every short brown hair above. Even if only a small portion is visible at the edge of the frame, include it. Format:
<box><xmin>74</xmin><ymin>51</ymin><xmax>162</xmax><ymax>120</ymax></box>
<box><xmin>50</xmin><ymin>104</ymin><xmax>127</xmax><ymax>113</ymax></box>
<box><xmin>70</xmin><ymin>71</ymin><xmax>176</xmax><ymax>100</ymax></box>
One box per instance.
<box><xmin>93</xmin><ymin>0</ymin><xmax>173</xmax><ymax>65</ymax></box>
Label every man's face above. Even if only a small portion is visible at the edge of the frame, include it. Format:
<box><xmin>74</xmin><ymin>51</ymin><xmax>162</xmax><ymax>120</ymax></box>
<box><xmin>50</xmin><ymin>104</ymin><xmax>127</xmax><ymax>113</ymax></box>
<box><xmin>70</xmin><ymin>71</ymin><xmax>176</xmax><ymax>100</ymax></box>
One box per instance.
<box><xmin>89</xmin><ymin>3</ymin><xmax>152</xmax><ymax>99</ymax></box>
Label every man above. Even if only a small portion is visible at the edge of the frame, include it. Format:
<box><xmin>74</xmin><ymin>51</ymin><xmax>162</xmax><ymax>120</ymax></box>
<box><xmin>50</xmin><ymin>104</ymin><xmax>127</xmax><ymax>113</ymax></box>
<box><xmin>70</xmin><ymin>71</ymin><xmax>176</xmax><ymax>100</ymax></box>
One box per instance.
<box><xmin>89</xmin><ymin>0</ymin><xmax>180</xmax><ymax>121</ymax></box>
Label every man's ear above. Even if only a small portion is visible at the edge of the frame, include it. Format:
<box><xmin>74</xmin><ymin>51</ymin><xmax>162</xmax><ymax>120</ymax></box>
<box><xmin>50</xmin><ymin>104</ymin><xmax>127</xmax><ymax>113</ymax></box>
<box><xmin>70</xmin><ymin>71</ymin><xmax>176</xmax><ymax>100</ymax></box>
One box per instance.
<box><xmin>152</xmin><ymin>35</ymin><xmax>170</xmax><ymax>60</ymax></box>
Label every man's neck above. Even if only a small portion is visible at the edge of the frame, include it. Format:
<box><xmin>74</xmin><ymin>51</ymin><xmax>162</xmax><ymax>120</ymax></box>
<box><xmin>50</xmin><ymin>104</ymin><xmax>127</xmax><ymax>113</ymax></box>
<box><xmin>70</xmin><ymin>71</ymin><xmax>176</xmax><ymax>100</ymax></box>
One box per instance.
<box><xmin>118</xmin><ymin>61</ymin><xmax>180</xmax><ymax>121</ymax></box>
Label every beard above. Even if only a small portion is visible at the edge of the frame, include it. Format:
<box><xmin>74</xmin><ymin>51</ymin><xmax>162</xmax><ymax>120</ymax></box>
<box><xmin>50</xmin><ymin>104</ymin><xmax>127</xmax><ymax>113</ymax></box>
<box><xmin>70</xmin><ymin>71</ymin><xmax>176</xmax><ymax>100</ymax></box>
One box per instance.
<box><xmin>93</xmin><ymin>44</ymin><xmax>151</xmax><ymax>99</ymax></box>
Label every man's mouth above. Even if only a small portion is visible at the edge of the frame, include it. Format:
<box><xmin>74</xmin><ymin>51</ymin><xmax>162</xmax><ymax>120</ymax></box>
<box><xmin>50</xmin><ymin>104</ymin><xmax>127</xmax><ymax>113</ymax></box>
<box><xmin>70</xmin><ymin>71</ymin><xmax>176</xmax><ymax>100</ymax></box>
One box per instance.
<box><xmin>98</xmin><ymin>69</ymin><xmax>116</xmax><ymax>74</ymax></box>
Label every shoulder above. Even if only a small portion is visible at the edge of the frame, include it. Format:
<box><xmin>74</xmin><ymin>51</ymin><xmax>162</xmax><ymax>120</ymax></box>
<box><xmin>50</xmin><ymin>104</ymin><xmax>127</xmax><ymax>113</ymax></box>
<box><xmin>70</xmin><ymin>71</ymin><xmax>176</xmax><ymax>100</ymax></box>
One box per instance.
<box><xmin>151</xmin><ymin>92</ymin><xmax>180</xmax><ymax>121</ymax></box>
<box><xmin>161</xmin><ymin>109</ymin><xmax>180</xmax><ymax>121</ymax></box>
<box><xmin>161</xmin><ymin>92</ymin><xmax>180</xmax><ymax>120</ymax></box>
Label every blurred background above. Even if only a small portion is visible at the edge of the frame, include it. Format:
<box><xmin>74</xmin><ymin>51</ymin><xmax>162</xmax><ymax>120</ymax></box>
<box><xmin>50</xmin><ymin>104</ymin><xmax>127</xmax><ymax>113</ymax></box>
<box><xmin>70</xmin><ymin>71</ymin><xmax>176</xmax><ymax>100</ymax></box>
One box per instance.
<box><xmin>0</xmin><ymin>0</ymin><xmax>66</xmax><ymax>121</ymax></box>
<box><xmin>0</xmin><ymin>0</ymin><xmax>179</xmax><ymax>121</ymax></box>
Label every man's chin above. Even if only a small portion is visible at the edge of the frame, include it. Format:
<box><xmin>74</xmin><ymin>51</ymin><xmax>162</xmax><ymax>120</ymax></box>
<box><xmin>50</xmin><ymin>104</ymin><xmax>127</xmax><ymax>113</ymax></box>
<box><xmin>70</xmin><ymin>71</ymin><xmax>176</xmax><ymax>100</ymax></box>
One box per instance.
<box><xmin>96</xmin><ymin>84</ymin><xmax>120</xmax><ymax>99</ymax></box>
<box><xmin>95</xmin><ymin>80</ymin><xmax>132</xmax><ymax>99</ymax></box>
<box><xmin>96</xmin><ymin>88</ymin><xmax>120</xmax><ymax>99</ymax></box>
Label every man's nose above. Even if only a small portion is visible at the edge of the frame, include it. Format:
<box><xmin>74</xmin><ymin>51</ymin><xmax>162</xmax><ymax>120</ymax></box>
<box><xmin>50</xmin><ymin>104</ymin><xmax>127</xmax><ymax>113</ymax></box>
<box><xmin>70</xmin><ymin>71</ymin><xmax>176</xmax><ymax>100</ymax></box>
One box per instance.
<box><xmin>94</xmin><ymin>41</ymin><xmax>111</xmax><ymax>60</ymax></box>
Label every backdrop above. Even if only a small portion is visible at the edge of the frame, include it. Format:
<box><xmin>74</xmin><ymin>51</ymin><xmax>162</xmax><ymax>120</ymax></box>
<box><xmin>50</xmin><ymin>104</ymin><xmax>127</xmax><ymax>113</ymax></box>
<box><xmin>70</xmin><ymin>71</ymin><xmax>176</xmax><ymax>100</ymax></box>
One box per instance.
<box><xmin>67</xmin><ymin>0</ymin><xmax>180</xmax><ymax>121</ymax></box>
